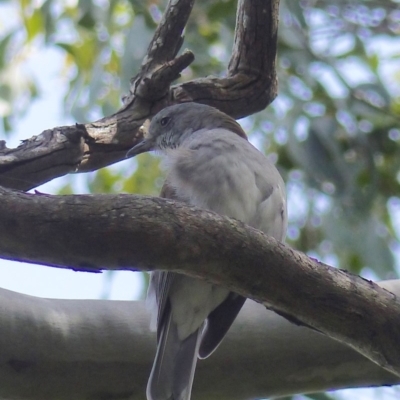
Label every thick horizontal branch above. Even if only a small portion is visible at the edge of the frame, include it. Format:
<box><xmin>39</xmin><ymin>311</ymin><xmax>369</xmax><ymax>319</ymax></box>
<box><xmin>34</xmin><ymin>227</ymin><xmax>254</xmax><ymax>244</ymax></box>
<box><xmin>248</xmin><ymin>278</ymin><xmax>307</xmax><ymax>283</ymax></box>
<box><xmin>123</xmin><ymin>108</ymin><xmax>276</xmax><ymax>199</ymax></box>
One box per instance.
<box><xmin>1</xmin><ymin>186</ymin><xmax>400</xmax><ymax>378</ymax></box>
<box><xmin>0</xmin><ymin>285</ymin><xmax>399</xmax><ymax>400</ymax></box>
<box><xmin>0</xmin><ymin>0</ymin><xmax>279</xmax><ymax>192</ymax></box>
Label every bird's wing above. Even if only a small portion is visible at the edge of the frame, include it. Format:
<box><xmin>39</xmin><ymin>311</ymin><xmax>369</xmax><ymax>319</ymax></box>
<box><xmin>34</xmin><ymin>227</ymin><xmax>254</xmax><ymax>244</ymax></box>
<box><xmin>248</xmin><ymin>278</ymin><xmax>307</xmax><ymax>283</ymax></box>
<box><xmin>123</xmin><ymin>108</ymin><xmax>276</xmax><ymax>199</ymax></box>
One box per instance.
<box><xmin>147</xmin><ymin>270</ymin><xmax>175</xmax><ymax>340</ymax></box>
<box><xmin>148</xmin><ymin>182</ymin><xmax>181</xmax><ymax>339</ymax></box>
<box><xmin>198</xmin><ymin>292</ymin><xmax>246</xmax><ymax>359</ymax></box>
<box><xmin>254</xmin><ymin>170</ymin><xmax>287</xmax><ymax>242</ymax></box>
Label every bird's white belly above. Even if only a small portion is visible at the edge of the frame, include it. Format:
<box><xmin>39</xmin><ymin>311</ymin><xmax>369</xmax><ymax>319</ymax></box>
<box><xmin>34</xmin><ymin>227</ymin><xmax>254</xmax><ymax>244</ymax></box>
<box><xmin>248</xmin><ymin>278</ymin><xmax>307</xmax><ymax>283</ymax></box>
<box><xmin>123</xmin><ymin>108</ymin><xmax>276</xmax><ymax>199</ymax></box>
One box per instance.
<box><xmin>169</xmin><ymin>275</ymin><xmax>229</xmax><ymax>340</ymax></box>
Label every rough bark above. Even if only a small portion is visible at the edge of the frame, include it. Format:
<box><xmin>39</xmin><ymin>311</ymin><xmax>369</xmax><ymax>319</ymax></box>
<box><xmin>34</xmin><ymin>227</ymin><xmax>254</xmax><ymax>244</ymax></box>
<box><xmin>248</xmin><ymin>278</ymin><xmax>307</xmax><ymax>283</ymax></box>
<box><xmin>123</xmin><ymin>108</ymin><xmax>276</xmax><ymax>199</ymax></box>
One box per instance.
<box><xmin>0</xmin><ymin>283</ymin><xmax>398</xmax><ymax>400</ymax></box>
<box><xmin>0</xmin><ymin>0</ymin><xmax>279</xmax><ymax>191</ymax></box>
<box><xmin>1</xmin><ymin>186</ymin><xmax>400</xmax><ymax>379</ymax></box>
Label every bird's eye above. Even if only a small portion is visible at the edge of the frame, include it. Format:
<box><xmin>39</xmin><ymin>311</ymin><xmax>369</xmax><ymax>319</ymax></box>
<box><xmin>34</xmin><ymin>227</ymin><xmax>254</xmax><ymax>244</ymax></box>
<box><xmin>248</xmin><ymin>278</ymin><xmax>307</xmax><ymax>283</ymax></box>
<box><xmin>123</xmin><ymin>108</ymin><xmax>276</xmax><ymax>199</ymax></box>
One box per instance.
<box><xmin>160</xmin><ymin>117</ymin><xmax>170</xmax><ymax>126</ymax></box>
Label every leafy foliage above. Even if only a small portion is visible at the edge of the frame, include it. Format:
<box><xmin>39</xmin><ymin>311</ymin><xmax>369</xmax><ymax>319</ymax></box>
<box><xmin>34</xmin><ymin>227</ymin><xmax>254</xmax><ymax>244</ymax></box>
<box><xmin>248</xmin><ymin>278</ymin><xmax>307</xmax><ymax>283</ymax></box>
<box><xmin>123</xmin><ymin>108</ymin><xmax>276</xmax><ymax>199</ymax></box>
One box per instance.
<box><xmin>272</xmin><ymin>0</ymin><xmax>400</xmax><ymax>275</ymax></box>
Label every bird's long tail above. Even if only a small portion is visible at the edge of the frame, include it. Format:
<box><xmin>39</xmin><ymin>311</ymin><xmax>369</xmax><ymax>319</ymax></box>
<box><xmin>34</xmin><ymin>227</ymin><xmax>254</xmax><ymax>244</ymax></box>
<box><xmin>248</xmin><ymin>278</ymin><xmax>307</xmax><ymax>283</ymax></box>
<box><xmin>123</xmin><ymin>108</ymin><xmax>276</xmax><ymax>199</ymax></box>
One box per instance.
<box><xmin>147</xmin><ymin>310</ymin><xmax>202</xmax><ymax>400</ymax></box>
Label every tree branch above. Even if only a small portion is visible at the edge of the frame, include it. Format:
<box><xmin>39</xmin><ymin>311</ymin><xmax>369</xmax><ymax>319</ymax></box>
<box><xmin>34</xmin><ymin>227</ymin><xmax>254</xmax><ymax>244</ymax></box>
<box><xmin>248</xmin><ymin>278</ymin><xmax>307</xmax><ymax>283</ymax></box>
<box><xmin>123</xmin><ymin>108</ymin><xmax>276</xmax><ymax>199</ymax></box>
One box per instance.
<box><xmin>0</xmin><ymin>285</ymin><xmax>398</xmax><ymax>400</ymax></box>
<box><xmin>1</xmin><ymin>186</ymin><xmax>400</xmax><ymax>378</ymax></box>
<box><xmin>0</xmin><ymin>0</ymin><xmax>279</xmax><ymax>192</ymax></box>
<box><xmin>172</xmin><ymin>0</ymin><xmax>279</xmax><ymax>115</ymax></box>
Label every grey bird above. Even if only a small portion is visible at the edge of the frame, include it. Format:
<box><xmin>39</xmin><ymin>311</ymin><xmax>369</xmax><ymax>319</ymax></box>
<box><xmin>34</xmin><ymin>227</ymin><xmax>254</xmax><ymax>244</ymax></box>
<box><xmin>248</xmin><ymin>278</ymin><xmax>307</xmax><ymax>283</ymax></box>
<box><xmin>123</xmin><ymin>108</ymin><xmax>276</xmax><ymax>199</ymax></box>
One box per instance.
<box><xmin>127</xmin><ymin>103</ymin><xmax>287</xmax><ymax>400</ymax></box>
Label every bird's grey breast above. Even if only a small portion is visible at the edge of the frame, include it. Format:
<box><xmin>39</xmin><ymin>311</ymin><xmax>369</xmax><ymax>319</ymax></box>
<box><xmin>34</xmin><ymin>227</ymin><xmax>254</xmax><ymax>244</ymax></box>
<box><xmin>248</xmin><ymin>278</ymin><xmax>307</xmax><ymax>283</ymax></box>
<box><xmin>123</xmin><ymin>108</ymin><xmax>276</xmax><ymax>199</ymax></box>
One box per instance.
<box><xmin>164</xmin><ymin>128</ymin><xmax>287</xmax><ymax>238</ymax></box>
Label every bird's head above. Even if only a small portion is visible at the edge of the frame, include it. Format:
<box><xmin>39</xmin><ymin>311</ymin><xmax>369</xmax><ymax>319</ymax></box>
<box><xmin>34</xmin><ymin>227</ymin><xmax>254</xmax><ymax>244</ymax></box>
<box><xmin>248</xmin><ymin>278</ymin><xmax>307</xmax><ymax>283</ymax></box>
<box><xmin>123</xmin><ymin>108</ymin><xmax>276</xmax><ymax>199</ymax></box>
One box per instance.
<box><xmin>126</xmin><ymin>103</ymin><xmax>247</xmax><ymax>157</ymax></box>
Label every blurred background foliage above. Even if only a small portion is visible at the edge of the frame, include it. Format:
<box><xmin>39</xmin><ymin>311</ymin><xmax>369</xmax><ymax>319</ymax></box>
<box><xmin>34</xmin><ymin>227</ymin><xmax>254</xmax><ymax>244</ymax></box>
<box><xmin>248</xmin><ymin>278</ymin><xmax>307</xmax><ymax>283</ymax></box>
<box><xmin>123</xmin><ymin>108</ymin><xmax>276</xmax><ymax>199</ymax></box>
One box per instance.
<box><xmin>0</xmin><ymin>0</ymin><xmax>400</xmax><ymax>398</ymax></box>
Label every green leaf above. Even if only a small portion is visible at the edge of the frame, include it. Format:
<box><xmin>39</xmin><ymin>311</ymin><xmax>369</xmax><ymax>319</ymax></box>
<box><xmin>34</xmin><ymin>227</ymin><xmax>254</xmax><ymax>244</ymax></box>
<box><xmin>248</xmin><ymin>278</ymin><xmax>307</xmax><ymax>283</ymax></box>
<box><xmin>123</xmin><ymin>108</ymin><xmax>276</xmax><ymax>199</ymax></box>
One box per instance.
<box><xmin>305</xmin><ymin>393</ymin><xmax>335</xmax><ymax>400</ymax></box>
<box><xmin>41</xmin><ymin>0</ymin><xmax>56</xmax><ymax>42</ymax></box>
<box><xmin>123</xmin><ymin>153</ymin><xmax>162</xmax><ymax>196</ymax></box>
<box><xmin>2</xmin><ymin>115</ymin><xmax>11</xmax><ymax>133</ymax></box>
<box><xmin>0</xmin><ymin>32</ymin><xmax>14</xmax><ymax>70</ymax></box>
<box><xmin>354</xmin><ymin>83</ymin><xmax>392</xmax><ymax>108</ymax></box>
<box><xmin>23</xmin><ymin>8</ymin><xmax>44</xmax><ymax>41</ymax></box>
<box><xmin>78</xmin><ymin>10</ymin><xmax>96</xmax><ymax>30</ymax></box>
<box><xmin>322</xmin><ymin>212</ymin><xmax>395</xmax><ymax>275</ymax></box>
<box><xmin>368</xmin><ymin>53</ymin><xmax>379</xmax><ymax>73</ymax></box>
<box><xmin>207</xmin><ymin>0</ymin><xmax>236</xmax><ymax>22</ymax></box>
<box><xmin>57</xmin><ymin>34</ymin><xmax>99</xmax><ymax>71</ymax></box>
<box><xmin>285</xmin><ymin>0</ymin><xmax>307</xmax><ymax>29</ymax></box>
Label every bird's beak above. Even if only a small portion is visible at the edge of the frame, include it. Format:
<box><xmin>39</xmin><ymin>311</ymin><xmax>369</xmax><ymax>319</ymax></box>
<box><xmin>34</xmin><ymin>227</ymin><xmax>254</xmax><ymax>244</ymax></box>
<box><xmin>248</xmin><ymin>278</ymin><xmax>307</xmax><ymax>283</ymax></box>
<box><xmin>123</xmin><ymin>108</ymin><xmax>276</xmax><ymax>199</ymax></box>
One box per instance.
<box><xmin>126</xmin><ymin>138</ymin><xmax>153</xmax><ymax>158</ymax></box>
